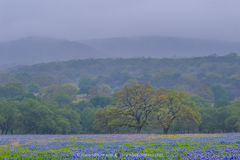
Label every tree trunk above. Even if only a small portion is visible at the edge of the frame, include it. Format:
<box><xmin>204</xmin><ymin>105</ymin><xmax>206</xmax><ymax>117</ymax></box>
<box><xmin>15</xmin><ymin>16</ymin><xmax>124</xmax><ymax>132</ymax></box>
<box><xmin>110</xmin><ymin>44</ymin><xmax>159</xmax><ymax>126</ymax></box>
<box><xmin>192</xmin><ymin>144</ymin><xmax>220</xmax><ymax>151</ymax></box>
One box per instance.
<box><xmin>163</xmin><ymin>127</ymin><xmax>169</xmax><ymax>134</ymax></box>
<box><xmin>5</xmin><ymin>128</ymin><xmax>8</xmax><ymax>134</ymax></box>
<box><xmin>1</xmin><ymin>127</ymin><xmax>5</xmax><ymax>135</ymax></box>
<box><xmin>136</xmin><ymin>126</ymin><xmax>142</xmax><ymax>134</ymax></box>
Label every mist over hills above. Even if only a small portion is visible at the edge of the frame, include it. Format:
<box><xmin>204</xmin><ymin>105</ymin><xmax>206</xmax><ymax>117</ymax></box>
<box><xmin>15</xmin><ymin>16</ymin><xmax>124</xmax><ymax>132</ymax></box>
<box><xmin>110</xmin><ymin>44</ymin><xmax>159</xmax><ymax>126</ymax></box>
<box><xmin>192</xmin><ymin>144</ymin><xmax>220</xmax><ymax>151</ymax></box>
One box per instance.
<box><xmin>0</xmin><ymin>36</ymin><xmax>240</xmax><ymax>69</ymax></box>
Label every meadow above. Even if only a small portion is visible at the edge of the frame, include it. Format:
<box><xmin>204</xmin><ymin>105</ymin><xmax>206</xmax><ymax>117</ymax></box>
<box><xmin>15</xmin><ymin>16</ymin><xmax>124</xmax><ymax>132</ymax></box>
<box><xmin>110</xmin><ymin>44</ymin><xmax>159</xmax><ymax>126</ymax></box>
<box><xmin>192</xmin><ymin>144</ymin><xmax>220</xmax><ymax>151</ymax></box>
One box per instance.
<box><xmin>0</xmin><ymin>134</ymin><xmax>239</xmax><ymax>159</ymax></box>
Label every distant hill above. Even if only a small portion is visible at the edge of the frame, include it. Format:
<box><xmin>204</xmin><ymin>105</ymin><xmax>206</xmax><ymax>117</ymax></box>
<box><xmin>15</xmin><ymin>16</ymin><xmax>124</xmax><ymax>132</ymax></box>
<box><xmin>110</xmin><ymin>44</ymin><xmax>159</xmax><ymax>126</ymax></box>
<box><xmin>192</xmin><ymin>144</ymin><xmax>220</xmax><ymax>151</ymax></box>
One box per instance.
<box><xmin>0</xmin><ymin>37</ymin><xmax>103</xmax><ymax>66</ymax></box>
<box><xmin>1</xmin><ymin>36</ymin><xmax>240</xmax><ymax>68</ymax></box>
<box><xmin>83</xmin><ymin>36</ymin><xmax>240</xmax><ymax>58</ymax></box>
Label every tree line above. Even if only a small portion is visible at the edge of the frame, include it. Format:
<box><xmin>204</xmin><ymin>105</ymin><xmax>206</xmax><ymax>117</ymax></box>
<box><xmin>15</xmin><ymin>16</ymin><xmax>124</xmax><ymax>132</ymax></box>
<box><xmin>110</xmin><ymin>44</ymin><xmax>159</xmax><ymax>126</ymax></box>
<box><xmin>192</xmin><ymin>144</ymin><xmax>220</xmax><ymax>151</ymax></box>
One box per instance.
<box><xmin>3</xmin><ymin>54</ymin><xmax>239</xmax><ymax>101</ymax></box>
<box><xmin>0</xmin><ymin>81</ymin><xmax>239</xmax><ymax>134</ymax></box>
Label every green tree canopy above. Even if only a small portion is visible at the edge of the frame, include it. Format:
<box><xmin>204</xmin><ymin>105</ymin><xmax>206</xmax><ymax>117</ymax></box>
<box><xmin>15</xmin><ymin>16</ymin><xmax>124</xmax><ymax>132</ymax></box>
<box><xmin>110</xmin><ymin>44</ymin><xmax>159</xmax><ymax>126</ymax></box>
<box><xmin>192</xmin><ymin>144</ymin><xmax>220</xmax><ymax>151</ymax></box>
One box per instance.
<box><xmin>154</xmin><ymin>90</ymin><xmax>201</xmax><ymax>134</ymax></box>
<box><xmin>111</xmin><ymin>84</ymin><xmax>159</xmax><ymax>133</ymax></box>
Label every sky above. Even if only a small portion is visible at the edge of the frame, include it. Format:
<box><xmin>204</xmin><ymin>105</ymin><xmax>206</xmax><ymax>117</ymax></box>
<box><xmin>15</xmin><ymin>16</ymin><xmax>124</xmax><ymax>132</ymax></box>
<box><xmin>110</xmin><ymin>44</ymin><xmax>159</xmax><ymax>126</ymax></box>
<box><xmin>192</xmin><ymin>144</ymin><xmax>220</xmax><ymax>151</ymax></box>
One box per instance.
<box><xmin>0</xmin><ymin>0</ymin><xmax>240</xmax><ymax>42</ymax></box>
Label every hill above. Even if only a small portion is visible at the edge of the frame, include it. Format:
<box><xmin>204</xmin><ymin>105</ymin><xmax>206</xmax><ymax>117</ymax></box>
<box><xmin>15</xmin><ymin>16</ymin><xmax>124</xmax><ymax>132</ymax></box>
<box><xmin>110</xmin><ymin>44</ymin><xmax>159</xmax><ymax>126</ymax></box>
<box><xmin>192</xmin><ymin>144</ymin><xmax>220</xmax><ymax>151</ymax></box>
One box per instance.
<box><xmin>1</xmin><ymin>36</ymin><xmax>240</xmax><ymax>68</ymax></box>
<box><xmin>83</xmin><ymin>36</ymin><xmax>240</xmax><ymax>58</ymax></box>
<box><xmin>0</xmin><ymin>37</ymin><xmax>103</xmax><ymax>66</ymax></box>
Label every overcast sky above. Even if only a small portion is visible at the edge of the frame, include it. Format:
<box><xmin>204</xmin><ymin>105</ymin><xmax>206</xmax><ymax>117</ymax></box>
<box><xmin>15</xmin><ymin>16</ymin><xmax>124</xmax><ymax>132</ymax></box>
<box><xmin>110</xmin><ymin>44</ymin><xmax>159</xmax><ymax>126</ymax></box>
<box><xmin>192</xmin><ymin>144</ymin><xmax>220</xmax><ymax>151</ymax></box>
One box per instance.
<box><xmin>0</xmin><ymin>0</ymin><xmax>239</xmax><ymax>42</ymax></box>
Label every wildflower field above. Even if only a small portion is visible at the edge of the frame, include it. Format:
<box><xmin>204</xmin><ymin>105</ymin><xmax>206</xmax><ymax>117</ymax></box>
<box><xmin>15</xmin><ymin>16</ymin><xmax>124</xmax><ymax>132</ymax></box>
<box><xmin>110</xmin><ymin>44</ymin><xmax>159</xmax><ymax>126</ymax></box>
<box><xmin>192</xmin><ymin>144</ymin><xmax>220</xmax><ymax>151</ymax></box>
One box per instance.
<box><xmin>0</xmin><ymin>134</ymin><xmax>240</xmax><ymax>159</ymax></box>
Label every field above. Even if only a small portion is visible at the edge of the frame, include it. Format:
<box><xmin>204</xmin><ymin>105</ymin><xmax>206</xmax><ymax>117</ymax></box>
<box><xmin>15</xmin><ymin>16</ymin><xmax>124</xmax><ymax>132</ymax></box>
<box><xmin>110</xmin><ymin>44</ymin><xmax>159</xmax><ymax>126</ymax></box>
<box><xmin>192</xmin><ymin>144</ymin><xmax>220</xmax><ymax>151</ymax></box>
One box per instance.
<box><xmin>0</xmin><ymin>134</ymin><xmax>240</xmax><ymax>159</ymax></box>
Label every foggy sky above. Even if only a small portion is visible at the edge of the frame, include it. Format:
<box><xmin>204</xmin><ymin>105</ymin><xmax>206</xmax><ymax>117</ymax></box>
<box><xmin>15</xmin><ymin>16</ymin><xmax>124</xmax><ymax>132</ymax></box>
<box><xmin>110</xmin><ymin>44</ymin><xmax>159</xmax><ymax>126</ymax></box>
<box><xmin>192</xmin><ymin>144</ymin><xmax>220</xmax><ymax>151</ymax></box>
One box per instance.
<box><xmin>0</xmin><ymin>0</ymin><xmax>240</xmax><ymax>42</ymax></box>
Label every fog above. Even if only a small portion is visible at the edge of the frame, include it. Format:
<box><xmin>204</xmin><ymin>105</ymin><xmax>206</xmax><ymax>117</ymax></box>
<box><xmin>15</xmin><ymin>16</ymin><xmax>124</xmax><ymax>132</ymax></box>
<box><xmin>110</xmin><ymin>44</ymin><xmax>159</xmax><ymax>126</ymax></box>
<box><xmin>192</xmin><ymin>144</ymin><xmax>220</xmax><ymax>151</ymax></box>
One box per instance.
<box><xmin>0</xmin><ymin>0</ymin><xmax>240</xmax><ymax>42</ymax></box>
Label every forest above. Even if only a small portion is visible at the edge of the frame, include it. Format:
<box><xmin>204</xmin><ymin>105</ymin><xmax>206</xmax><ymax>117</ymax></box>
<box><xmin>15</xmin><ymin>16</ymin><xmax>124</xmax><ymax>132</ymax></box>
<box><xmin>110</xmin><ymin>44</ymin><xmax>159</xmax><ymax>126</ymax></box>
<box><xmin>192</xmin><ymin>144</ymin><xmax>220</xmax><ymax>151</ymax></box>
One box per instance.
<box><xmin>0</xmin><ymin>54</ymin><xmax>240</xmax><ymax>134</ymax></box>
